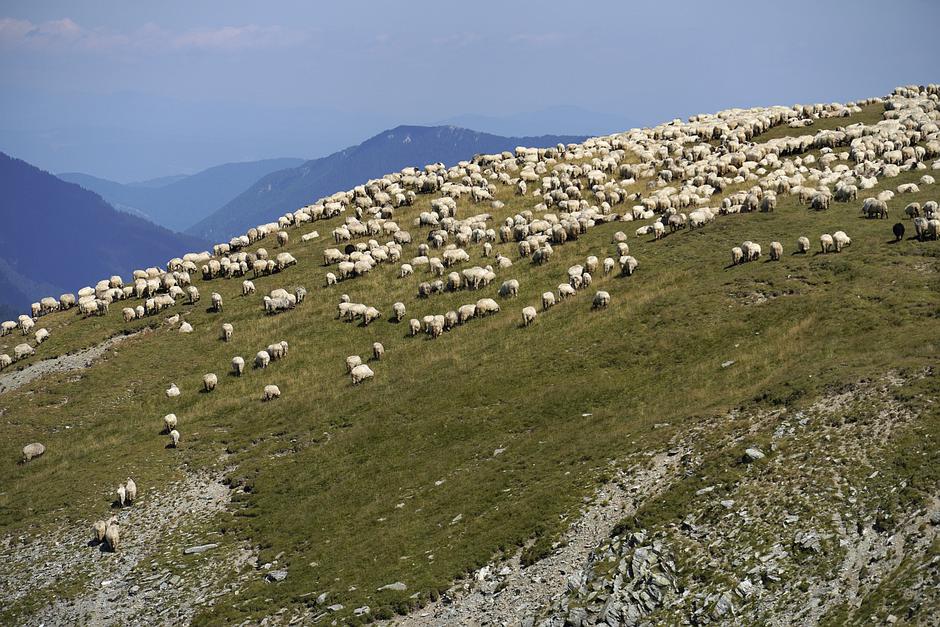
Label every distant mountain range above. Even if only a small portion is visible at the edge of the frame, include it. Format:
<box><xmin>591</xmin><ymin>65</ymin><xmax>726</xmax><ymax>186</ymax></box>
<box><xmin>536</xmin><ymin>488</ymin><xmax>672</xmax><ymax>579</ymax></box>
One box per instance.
<box><xmin>187</xmin><ymin>126</ymin><xmax>587</xmax><ymax>242</ymax></box>
<box><xmin>0</xmin><ymin>152</ymin><xmax>208</xmax><ymax>313</ymax></box>
<box><xmin>59</xmin><ymin>157</ymin><xmax>304</xmax><ymax>232</ymax></box>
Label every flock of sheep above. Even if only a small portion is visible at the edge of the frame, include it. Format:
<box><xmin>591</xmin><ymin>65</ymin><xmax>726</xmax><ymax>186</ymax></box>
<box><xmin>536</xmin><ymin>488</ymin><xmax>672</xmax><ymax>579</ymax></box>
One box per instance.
<box><xmin>9</xmin><ymin>84</ymin><xmax>940</xmax><ymax>557</ymax></box>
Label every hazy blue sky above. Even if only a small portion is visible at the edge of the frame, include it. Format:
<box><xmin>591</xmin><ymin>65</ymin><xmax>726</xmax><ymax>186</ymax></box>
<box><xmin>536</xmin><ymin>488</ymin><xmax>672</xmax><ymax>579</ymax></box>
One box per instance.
<box><xmin>1</xmin><ymin>0</ymin><xmax>937</xmax><ymax>181</ymax></box>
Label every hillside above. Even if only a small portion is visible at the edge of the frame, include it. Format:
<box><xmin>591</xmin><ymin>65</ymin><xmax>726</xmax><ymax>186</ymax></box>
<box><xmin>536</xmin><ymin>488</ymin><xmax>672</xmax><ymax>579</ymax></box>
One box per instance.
<box><xmin>0</xmin><ymin>87</ymin><xmax>939</xmax><ymax>626</ymax></box>
<box><xmin>59</xmin><ymin>158</ymin><xmax>305</xmax><ymax>232</ymax></box>
<box><xmin>0</xmin><ymin>152</ymin><xmax>209</xmax><ymax>311</ymax></box>
<box><xmin>186</xmin><ymin>126</ymin><xmax>587</xmax><ymax>242</ymax></box>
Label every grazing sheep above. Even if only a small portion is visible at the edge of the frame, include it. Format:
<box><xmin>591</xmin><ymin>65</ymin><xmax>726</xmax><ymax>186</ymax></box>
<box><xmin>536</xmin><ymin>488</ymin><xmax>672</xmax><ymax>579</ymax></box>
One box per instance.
<box><xmin>122</xmin><ymin>307</ymin><xmax>136</xmax><ymax>322</ymax></box>
<box><xmin>542</xmin><ymin>291</ymin><xmax>556</xmax><ymax>310</ymax></box>
<box><xmin>893</xmin><ymin>222</ymin><xmax>905</xmax><ymax>241</ymax></box>
<box><xmin>499</xmin><ymin>279</ymin><xmax>520</xmax><ymax>298</ymax></box>
<box><xmin>125</xmin><ymin>478</ymin><xmax>137</xmax><ymax>504</ymax></box>
<box><xmin>731</xmin><ymin>247</ymin><xmax>744</xmax><ymax>265</ymax></box>
<box><xmin>21</xmin><ymin>442</ymin><xmax>45</xmax><ymax>462</ymax></box>
<box><xmin>170</xmin><ymin>429</ymin><xmax>180</xmax><ymax>447</ymax></box>
<box><xmin>619</xmin><ymin>256</ymin><xmax>639</xmax><ymax>276</ymax></box>
<box><xmin>797</xmin><ymin>236</ymin><xmax>811</xmax><ymax>254</ymax></box>
<box><xmin>833</xmin><ymin>230</ymin><xmax>851</xmax><ymax>252</ymax></box>
<box><xmin>163</xmin><ymin>413</ymin><xmax>178</xmax><ymax>433</ymax></box>
<box><xmin>263</xmin><ymin>384</ymin><xmax>281</xmax><ymax>401</ymax></box>
<box><xmin>350</xmin><ymin>364</ymin><xmax>374</xmax><ymax>385</ymax></box>
<box><xmin>409</xmin><ymin>318</ymin><xmax>421</xmax><ymax>336</ymax></box>
<box><xmin>1</xmin><ymin>321</ymin><xmax>17</xmax><ymax>336</ymax></box>
<box><xmin>221</xmin><ymin>323</ymin><xmax>233</xmax><ymax>342</ymax></box>
<box><xmin>117</xmin><ymin>484</ymin><xmax>127</xmax><ymax>507</ymax></box>
<box><xmin>203</xmin><ymin>373</ymin><xmax>218</xmax><ymax>392</ymax></box>
<box><xmin>769</xmin><ymin>241</ymin><xmax>783</xmax><ymax>261</ymax></box>
<box><xmin>585</xmin><ymin>256</ymin><xmax>599</xmax><ymax>274</ymax></box>
<box><xmin>457</xmin><ymin>304</ymin><xmax>476</xmax><ymax>324</ymax></box>
<box><xmin>104</xmin><ymin>522</ymin><xmax>120</xmax><ymax>552</ymax></box>
<box><xmin>373</xmin><ymin>342</ymin><xmax>385</xmax><ymax>360</ymax></box>
<box><xmin>242</xmin><ymin>280</ymin><xmax>256</xmax><ymax>296</ymax></box>
<box><xmin>392</xmin><ymin>302</ymin><xmax>406</xmax><ymax>322</ymax></box>
<box><xmin>820</xmin><ymin>233</ymin><xmax>834</xmax><ymax>253</ymax></box>
<box><xmin>346</xmin><ymin>355</ymin><xmax>362</xmax><ymax>372</ymax></box>
<box><xmin>522</xmin><ymin>306</ymin><xmax>537</xmax><ymax>327</ymax></box>
<box><xmin>211</xmin><ymin>293</ymin><xmax>223</xmax><ymax>312</ymax></box>
<box><xmin>603</xmin><ymin>257</ymin><xmax>616</xmax><ymax>275</ymax></box>
<box><xmin>558</xmin><ymin>283</ymin><xmax>576</xmax><ymax>300</ymax></box>
<box><xmin>743</xmin><ymin>241</ymin><xmax>761</xmax><ymax>261</ymax></box>
<box><xmin>13</xmin><ymin>343</ymin><xmax>34</xmax><ymax>361</ymax></box>
<box><xmin>35</xmin><ymin>328</ymin><xmax>49</xmax><ymax>344</ymax></box>
<box><xmin>232</xmin><ymin>356</ymin><xmax>245</xmax><ymax>376</ymax></box>
<box><xmin>475</xmin><ymin>298</ymin><xmax>500</xmax><ymax>317</ymax></box>
<box><xmin>255</xmin><ymin>351</ymin><xmax>271</xmax><ymax>369</ymax></box>
<box><xmin>166</xmin><ymin>383</ymin><xmax>180</xmax><ymax>398</ymax></box>
<box><xmin>0</xmin><ymin>354</ymin><xmax>11</xmax><ymax>370</ymax></box>
<box><xmin>592</xmin><ymin>291</ymin><xmax>611</xmax><ymax>309</ymax></box>
<box><xmin>93</xmin><ymin>520</ymin><xmax>108</xmax><ymax>543</ymax></box>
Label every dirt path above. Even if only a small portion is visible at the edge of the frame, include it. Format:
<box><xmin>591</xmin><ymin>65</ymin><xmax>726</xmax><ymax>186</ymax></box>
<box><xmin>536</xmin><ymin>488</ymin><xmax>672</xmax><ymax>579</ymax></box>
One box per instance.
<box><xmin>0</xmin><ymin>331</ymin><xmax>141</xmax><ymax>395</ymax></box>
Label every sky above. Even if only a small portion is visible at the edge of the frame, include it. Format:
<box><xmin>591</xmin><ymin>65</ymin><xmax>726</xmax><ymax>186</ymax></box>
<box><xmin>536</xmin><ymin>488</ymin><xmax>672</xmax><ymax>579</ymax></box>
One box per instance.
<box><xmin>1</xmin><ymin>0</ymin><xmax>937</xmax><ymax>181</ymax></box>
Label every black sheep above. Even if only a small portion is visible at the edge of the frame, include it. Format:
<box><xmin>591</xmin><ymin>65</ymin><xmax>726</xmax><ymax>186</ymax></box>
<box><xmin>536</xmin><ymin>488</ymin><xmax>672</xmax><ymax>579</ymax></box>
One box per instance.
<box><xmin>893</xmin><ymin>222</ymin><xmax>905</xmax><ymax>242</ymax></box>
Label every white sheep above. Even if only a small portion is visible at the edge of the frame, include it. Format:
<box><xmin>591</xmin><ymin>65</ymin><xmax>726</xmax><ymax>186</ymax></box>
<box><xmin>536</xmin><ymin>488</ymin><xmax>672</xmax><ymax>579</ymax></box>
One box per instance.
<box><xmin>13</xmin><ymin>343</ymin><xmax>34</xmax><ymax>361</ymax></box>
<box><xmin>255</xmin><ymin>351</ymin><xmax>271</xmax><ymax>369</ymax></box>
<box><xmin>475</xmin><ymin>298</ymin><xmax>500</xmax><ymax>317</ymax></box>
<box><xmin>619</xmin><ymin>256</ymin><xmax>639</xmax><ymax>276</ymax></box>
<box><xmin>346</xmin><ymin>355</ymin><xmax>362</xmax><ymax>372</ymax></box>
<box><xmin>179</xmin><ymin>321</ymin><xmax>193</xmax><ymax>333</ymax></box>
<box><xmin>163</xmin><ymin>413</ymin><xmax>178</xmax><ymax>433</ymax></box>
<box><xmin>232</xmin><ymin>356</ymin><xmax>245</xmax><ymax>376</ymax></box>
<box><xmin>35</xmin><ymin>328</ymin><xmax>49</xmax><ymax>344</ymax></box>
<box><xmin>592</xmin><ymin>291</ymin><xmax>611</xmax><ymax>309</ymax></box>
<box><xmin>242</xmin><ymin>280</ymin><xmax>256</xmax><ymax>296</ymax></box>
<box><xmin>122</xmin><ymin>307</ymin><xmax>136</xmax><ymax>322</ymax></box>
<box><xmin>169</xmin><ymin>429</ymin><xmax>180</xmax><ymax>448</ymax></box>
<box><xmin>203</xmin><ymin>373</ymin><xmax>218</xmax><ymax>392</ymax></box>
<box><xmin>820</xmin><ymin>233</ymin><xmax>834</xmax><ymax>253</ymax></box>
<box><xmin>457</xmin><ymin>304</ymin><xmax>476</xmax><ymax>324</ymax></box>
<box><xmin>797</xmin><ymin>236</ymin><xmax>810</xmax><ymax>254</ymax></box>
<box><xmin>104</xmin><ymin>521</ymin><xmax>120</xmax><ymax>552</ymax></box>
<box><xmin>522</xmin><ymin>306</ymin><xmax>537</xmax><ymax>327</ymax></box>
<box><xmin>221</xmin><ymin>323</ymin><xmax>233</xmax><ymax>342</ymax></box>
<box><xmin>263</xmin><ymin>384</ymin><xmax>281</xmax><ymax>401</ymax></box>
<box><xmin>769</xmin><ymin>241</ymin><xmax>783</xmax><ymax>261</ymax></box>
<box><xmin>603</xmin><ymin>257</ymin><xmax>616</xmax><ymax>275</ymax></box>
<box><xmin>211</xmin><ymin>293</ymin><xmax>223</xmax><ymax>312</ymax></box>
<box><xmin>833</xmin><ymin>230</ymin><xmax>851</xmax><ymax>252</ymax></box>
<box><xmin>350</xmin><ymin>364</ymin><xmax>374</xmax><ymax>385</ymax></box>
<box><xmin>125</xmin><ymin>478</ymin><xmax>137</xmax><ymax>504</ymax></box>
<box><xmin>21</xmin><ymin>442</ymin><xmax>45</xmax><ymax>462</ymax></box>
<box><xmin>373</xmin><ymin>342</ymin><xmax>385</xmax><ymax>360</ymax></box>
<box><xmin>117</xmin><ymin>484</ymin><xmax>127</xmax><ymax>507</ymax></box>
<box><xmin>542</xmin><ymin>291</ymin><xmax>556</xmax><ymax>310</ymax></box>
<box><xmin>166</xmin><ymin>383</ymin><xmax>180</xmax><ymax>398</ymax></box>
<box><xmin>93</xmin><ymin>519</ymin><xmax>109</xmax><ymax>543</ymax></box>
<box><xmin>409</xmin><ymin>318</ymin><xmax>421</xmax><ymax>335</ymax></box>
<box><xmin>392</xmin><ymin>302</ymin><xmax>406</xmax><ymax>322</ymax></box>
<box><xmin>558</xmin><ymin>284</ymin><xmax>576</xmax><ymax>300</ymax></box>
<box><xmin>499</xmin><ymin>279</ymin><xmax>520</xmax><ymax>298</ymax></box>
<box><xmin>0</xmin><ymin>354</ymin><xmax>11</xmax><ymax>370</ymax></box>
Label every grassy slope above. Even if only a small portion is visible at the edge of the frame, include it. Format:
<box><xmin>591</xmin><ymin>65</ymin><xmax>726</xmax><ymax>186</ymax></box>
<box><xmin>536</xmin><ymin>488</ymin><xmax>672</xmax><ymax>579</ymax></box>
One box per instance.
<box><xmin>1</xmin><ymin>103</ymin><xmax>938</xmax><ymax>623</ymax></box>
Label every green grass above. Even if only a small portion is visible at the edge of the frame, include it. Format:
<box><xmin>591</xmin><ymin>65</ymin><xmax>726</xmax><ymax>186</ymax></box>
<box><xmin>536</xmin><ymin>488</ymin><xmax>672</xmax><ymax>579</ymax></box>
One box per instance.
<box><xmin>1</xmin><ymin>102</ymin><xmax>938</xmax><ymax>623</ymax></box>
